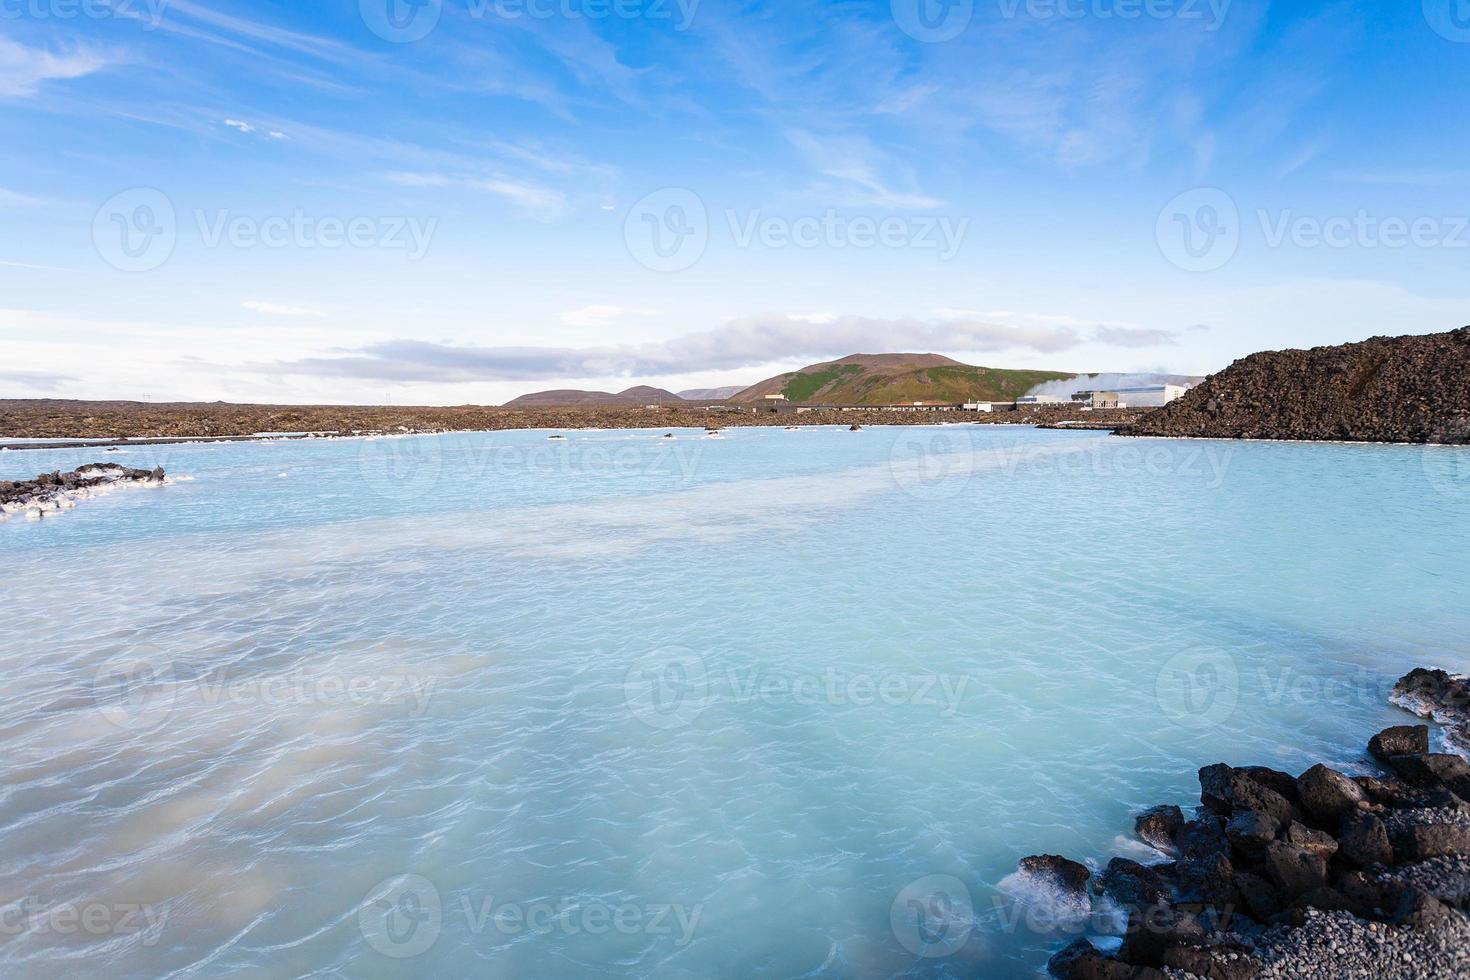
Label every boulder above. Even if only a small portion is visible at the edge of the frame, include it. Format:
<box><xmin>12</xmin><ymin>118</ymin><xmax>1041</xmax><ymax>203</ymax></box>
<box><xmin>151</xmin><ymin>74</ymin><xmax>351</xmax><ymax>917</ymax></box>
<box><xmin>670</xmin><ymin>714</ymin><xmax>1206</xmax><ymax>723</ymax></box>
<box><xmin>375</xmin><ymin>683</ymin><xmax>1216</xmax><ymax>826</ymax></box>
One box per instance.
<box><xmin>1238</xmin><ymin>766</ymin><xmax>1300</xmax><ymax>805</ymax></box>
<box><xmin>1158</xmin><ymin>943</ymin><xmax>1259</xmax><ymax>980</ymax></box>
<box><xmin>1295</xmin><ymin>764</ymin><xmax>1367</xmax><ymax>823</ymax></box>
<box><xmin>1199</xmin><ymin>765</ymin><xmax>1296</xmax><ymax>826</ymax></box>
<box><xmin>1135</xmin><ymin>805</ymin><xmax>1183</xmax><ymax>853</ymax></box>
<box><xmin>1019</xmin><ymin>854</ymin><xmax>1091</xmax><ymax>897</ymax></box>
<box><xmin>1225</xmin><ymin>810</ymin><xmax>1280</xmax><ymax>862</ymax></box>
<box><xmin>1338</xmin><ymin>813</ymin><xmax>1393</xmax><ymax>868</ymax></box>
<box><xmin>1048</xmin><ymin>938</ymin><xmax>1165</xmax><ymax>980</ymax></box>
<box><xmin>1386</xmin><ymin>753</ymin><xmax>1470</xmax><ymax>799</ymax></box>
<box><xmin>1397</xmin><ymin>823</ymin><xmax>1470</xmax><ymax>862</ymax></box>
<box><xmin>1393</xmin><ymin>885</ymin><xmax>1456</xmax><ymax>931</ymax></box>
<box><xmin>1337</xmin><ymin>870</ymin><xmax>1395</xmax><ymax>920</ymax></box>
<box><xmin>1098</xmin><ymin>858</ymin><xmax>1171</xmax><ymax>909</ymax></box>
<box><xmin>1261</xmin><ymin>842</ymin><xmax>1328</xmax><ymax>898</ymax></box>
<box><xmin>1368</xmin><ymin>725</ymin><xmax>1429</xmax><ymax>761</ymax></box>
<box><xmin>1291</xmin><ymin>886</ymin><xmax>1352</xmax><ymax>913</ymax></box>
<box><xmin>1231</xmin><ymin>871</ymin><xmax>1282</xmax><ymax>921</ymax></box>
<box><xmin>1283</xmin><ymin>822</ymin><xmax>1338</xmax><ymax>861</ymax></box>
<box><xmin>1119</xmin><ymin>904</ymin><xmax>1209</xmax><ymax>968</ymax></box>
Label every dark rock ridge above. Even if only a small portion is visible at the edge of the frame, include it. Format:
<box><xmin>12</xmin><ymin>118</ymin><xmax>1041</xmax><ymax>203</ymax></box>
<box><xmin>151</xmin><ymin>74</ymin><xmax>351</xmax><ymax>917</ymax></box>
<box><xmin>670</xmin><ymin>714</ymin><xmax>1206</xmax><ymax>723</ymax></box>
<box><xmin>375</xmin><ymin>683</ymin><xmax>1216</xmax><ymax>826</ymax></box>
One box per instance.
<box><xmin>0</xmin><ymin>462</ymin><xmax>165</xmax><ymax>519</ymax></box>
<box><xmin>1032</xmin><ymin>667</ymin><xmax>1470</xmax><ymax>980</ymax></box>
<box><xmin>1117</xmin><ymin>326</ymin><xmax>1470</xmax><ymax>444</ymax></box>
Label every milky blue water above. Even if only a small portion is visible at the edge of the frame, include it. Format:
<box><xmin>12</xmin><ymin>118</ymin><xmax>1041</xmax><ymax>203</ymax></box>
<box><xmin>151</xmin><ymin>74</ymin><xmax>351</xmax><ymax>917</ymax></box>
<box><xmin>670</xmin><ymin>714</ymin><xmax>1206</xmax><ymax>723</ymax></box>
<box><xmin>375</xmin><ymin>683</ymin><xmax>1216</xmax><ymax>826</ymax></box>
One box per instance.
<box><xmin>3</xmin><ymin>426</ymin><xmax>1469</xmax><ymax>979</ymax></box>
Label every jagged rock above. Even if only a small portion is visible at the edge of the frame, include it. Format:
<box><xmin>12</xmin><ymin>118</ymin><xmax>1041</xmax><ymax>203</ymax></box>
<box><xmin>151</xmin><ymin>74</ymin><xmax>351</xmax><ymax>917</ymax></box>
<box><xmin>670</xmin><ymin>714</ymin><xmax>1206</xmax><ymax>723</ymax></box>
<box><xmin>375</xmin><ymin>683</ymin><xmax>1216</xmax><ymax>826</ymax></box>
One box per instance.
<box><xmin>1238</xmin><ymin>766</ymin><xmax>1300</xmax><ymax>805</ymax></box>
<box><xmin>1393</xmin><ymin>885</ymin><xmax>1456</xmax><ymax>931</ymax></box>
<box><xmin>1385</xmin><ymin>753</ymin><xmax>1470</xmax><ymax>799</ymax></box>
<box><xmin>1158</xmin><ymin>942</ymin><xmax>1259</xmax><ymax>980</ymax></box>
<box><xmin>1232</xmin><ymin>871</ymin><xmax>1282</xmax><ymax>921</ymax></box>
<box><xmin>1369</xmin><ymin>725</ymin><xmax>1430</xmax><ymax>761</ymax></box>
<box><xmin>1284</xmin><ymin>822</ymin><xmax>1339</xmax><ymax>861</ymax></box>
<box><xmin>1049</xmin><ymin>938</ymin><xmax>1165</xmax><ymax>979</ymax></box>
<box><xmin>1136</xmin><ymin>805</ymin><xmax>1183</xmax><ymax>853</ymax></box>
<box><xmin>1392</xmin><ymin>667</ymin><xmax>1470</xmax><ymax>723</ymax></box>
<box><xmin>1019</xmin><ymin>854</ymin><xmax>1091</xmax><ymax>896</ymax></box>
<box><xmin>1398</xmin><ymin>824</ymin><xmax>1470</xmax><ymax>862</ymax></box>
<box><xmin>1199</xmin><ymin>764</ymin><xmax>1296</xmax><ymax>826</ymax></box>
<box><xmin>1225</xmin><ymin>810</ymin><xmax>1280</xmax><ymax>861</ymax></box>
<box><xmin>1099</xmin><ymin>858</ymin><xmax>1171</xmax><ymax>909</ymax></box>
<box><xmin>1296</xmin><ymin>764</ymin><xmax>1367</xmax><ymax>823</ymax></box>
<box><xmin>1339</xmin><ymin>813</ymin><xmax>1393</xmax><ymax>868</ymax></box>
<box><xmin>1262</xmin><ymin>842</ymin><xmax>1328</xmax><ymax>898</ymax></box>
<box><xmin>1119</xmin><ymin>904</ymin><xmax>1209</xmax><ymax>968</ymax></box>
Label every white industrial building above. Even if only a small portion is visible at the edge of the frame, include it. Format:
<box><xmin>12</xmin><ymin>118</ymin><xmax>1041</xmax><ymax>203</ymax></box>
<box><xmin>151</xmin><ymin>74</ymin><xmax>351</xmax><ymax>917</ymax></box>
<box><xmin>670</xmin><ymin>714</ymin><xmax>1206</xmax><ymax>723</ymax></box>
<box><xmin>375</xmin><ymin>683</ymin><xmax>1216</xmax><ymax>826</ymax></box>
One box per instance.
<box><xmin>1073</xmin><ymin>384</ymin><xmax>1188</xmax><ymax>409</ymax></box>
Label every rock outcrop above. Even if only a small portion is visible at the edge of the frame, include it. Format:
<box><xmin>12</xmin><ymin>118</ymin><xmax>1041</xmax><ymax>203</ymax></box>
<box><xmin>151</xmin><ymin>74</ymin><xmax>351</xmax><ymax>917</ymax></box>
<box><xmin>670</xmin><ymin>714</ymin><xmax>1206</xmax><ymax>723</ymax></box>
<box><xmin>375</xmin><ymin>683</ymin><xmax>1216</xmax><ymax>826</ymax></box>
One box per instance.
<box><xmin>0</xmin><ymin>463</ymin><xmax>166</xmax><ymax>520</ymax></box>
<box><xmin>1117</xmin><ymin>327</ymin><xmax>1470</xmax><ymax>443</ymax></box>
<box><xmin>1033</xmin><ymin>667</ymin><xmax>1470</xmax><ymax>980</ymax></box>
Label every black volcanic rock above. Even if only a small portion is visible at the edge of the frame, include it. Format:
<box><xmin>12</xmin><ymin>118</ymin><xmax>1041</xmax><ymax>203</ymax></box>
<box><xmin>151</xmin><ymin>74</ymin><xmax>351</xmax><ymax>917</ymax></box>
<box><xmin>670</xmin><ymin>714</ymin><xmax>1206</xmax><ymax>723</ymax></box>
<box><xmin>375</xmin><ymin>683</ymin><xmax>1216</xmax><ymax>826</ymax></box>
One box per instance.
<box><xmin>1117</xmin><ymin>326</ymin><xmax>1470</xmax><ymax>443</ymax></box>
<box><xmin>1296</xmin><ymin>764</ymin><xmax>1368</xmax><ymax>823</ymax></box>
<box><xmin>1135</xmin><ymin>805</ymin><xmax>1184</xmax><ymax>853</ymax></box>
<box><xmin>1369</xmin><ymin>725</ymin><xmax>1430</xmax><ymax>761</ymax></box>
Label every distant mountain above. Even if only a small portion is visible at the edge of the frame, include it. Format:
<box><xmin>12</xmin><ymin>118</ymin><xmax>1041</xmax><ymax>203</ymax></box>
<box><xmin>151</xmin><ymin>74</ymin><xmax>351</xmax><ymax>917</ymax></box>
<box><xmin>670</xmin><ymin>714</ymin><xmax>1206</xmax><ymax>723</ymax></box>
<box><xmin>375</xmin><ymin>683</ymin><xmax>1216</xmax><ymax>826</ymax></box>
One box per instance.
<box><xmin>502</xmin><ymin>386</ymin><xmax>684</xmax><ymax>408</ymax></box>
<box><xmin>677</xmin><ymin>385</ymin><xmax>748</xmax><ymax>401</ymax></box>
<box><xmin>1119</xmin><ymin>326</ymin><xmax>1470</xmax><ymax>443</ymax></box>
<box><xmin>731</xmin><ymin>353</ymin><xmax>1075</xmax><ymax>405</ymax></box>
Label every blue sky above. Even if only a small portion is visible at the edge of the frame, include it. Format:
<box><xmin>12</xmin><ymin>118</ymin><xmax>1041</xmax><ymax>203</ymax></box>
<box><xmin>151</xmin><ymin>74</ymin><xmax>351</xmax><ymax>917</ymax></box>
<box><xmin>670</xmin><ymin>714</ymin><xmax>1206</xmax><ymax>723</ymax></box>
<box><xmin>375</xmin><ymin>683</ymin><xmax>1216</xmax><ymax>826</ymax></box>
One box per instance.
<box><xmin>3</xmin><ymin>0</ymin><xmax>1469</xmax><ymax>404</ymax></box>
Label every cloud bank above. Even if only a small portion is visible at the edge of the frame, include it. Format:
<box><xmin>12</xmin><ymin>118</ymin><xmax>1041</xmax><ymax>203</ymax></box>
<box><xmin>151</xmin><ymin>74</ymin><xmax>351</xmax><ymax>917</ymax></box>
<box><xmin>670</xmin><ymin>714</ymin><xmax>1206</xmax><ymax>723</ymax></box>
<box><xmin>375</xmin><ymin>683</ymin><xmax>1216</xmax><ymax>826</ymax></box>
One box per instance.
<box><xmin>268</xmin><ymin>313</ymin><xmax>1177</xmax><ymax>384</ymax></box>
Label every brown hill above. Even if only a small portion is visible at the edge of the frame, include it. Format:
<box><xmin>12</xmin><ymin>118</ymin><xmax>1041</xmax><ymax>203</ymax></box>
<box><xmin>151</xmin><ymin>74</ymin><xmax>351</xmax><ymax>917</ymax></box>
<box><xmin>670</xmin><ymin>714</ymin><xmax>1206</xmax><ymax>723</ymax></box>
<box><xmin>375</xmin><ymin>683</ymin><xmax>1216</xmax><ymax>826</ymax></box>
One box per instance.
<box><xmin>1119</xmin><ymin>326</ymin><xmax>1470</xmax><ymax>443</ymax></box>
<box><xmin>732</xmin><ymin>353</ymin><xmax>1073</xmax><ymax>405</ymax></box>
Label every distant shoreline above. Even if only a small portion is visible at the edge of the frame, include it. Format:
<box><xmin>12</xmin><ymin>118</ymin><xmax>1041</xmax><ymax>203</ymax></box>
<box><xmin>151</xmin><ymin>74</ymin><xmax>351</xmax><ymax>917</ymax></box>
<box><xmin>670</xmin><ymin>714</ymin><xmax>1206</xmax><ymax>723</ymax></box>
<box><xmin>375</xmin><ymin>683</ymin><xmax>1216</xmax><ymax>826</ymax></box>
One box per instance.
<box><xmin>0</xmin><ymin>401</ymin><xmax>1149</xmax><ymax>446</ymax></box>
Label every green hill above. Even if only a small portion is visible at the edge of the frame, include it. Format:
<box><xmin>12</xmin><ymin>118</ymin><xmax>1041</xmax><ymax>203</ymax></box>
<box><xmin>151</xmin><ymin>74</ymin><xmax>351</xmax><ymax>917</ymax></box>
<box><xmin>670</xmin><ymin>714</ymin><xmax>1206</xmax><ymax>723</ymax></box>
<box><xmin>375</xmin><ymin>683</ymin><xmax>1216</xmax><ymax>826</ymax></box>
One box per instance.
<box><xmin>731</xmin><ymin>354</ymin><xmax>1074</xmax><ymax>405</ymax></box>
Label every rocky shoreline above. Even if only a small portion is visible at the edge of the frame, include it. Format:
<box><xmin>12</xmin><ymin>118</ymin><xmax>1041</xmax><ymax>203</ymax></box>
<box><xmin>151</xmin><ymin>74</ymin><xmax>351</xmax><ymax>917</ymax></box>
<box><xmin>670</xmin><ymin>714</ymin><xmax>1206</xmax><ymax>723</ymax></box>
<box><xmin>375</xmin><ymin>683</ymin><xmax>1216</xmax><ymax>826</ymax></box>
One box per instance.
<box><xmin>0</xmin><ymin>463</ymin><xmax>167</xmax><ymax>521</ymax></box>
<box><xmin>1018</xmin><ymin>668</ymin><xmax>1470</xmax><ymax>980</ymax></box>
<box><xmin>0</xmin><ymin>398</ymin><xmax>1148</xmax><ymax>443</ymax></box>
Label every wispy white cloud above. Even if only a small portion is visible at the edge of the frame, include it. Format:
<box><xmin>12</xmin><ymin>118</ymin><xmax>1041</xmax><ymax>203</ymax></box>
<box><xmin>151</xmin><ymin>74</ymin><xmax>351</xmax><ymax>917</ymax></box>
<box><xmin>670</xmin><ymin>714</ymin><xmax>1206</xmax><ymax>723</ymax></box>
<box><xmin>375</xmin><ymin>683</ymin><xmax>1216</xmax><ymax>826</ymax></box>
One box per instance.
<box><xmin>224</xmin><ymin>118</ymin><xmax>256</xmax><ymax>134</ymax></box>
<box><xmin>266</xmin><ymin>311</ymin><xmax>1177</xmax><ymax>384</ymax></box>
<box><xmin>0</xmin><ymin>38</ymin><xmax>109</xmax><ymax>99</ymax></box>
<box><xmin>242</xmin><ymin>301</ymin><xmax>328</xmax><ymax>318</ymax></box>
<box><xmin>559</xmin><ymin>305</ymin><xmax>660</xmax><ymax>328</ymax></box>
